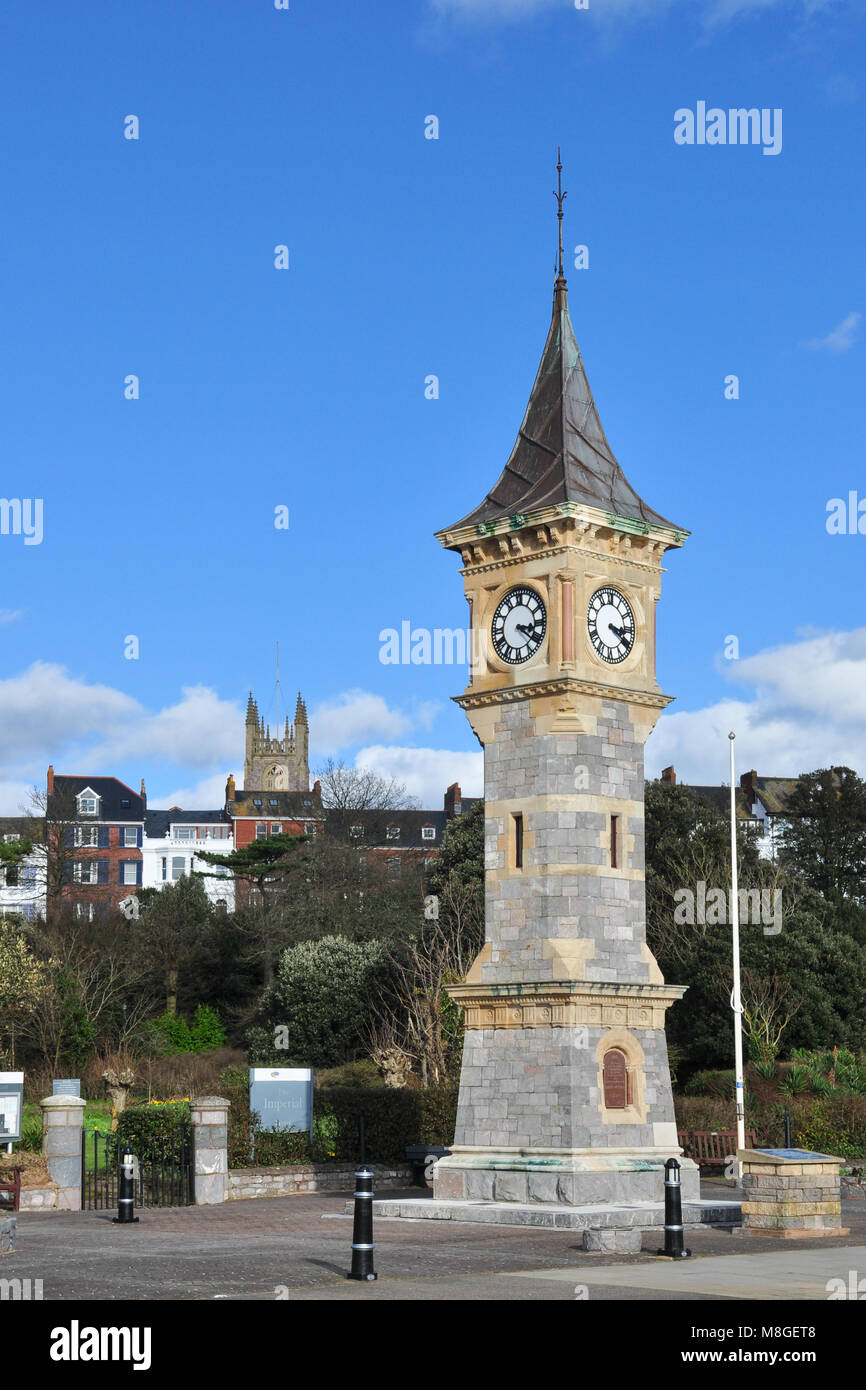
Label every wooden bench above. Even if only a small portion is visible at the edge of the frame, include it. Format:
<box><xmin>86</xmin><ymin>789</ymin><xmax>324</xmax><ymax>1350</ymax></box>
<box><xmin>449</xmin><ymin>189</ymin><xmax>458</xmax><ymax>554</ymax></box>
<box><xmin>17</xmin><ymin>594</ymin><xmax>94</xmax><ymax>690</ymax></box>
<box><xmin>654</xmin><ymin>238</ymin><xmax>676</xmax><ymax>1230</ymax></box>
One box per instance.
<box><xmin>0</xmin><ymin>1167</ymin><xmax>23</xmax><ymax>1212</ymax></box>
<box><xmin>677</xmin><ymin>1130</ymin><xmax>757</xmax><ymax>1167</ymax></box>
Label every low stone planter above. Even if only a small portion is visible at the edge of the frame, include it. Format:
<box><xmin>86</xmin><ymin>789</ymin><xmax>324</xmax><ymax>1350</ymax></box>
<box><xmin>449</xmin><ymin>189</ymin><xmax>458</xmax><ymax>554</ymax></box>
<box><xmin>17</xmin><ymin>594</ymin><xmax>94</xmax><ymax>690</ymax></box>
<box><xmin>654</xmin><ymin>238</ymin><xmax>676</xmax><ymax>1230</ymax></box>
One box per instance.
<box><xmin>739</xmin><ymin>1147</ymin><xmax>849</xmax><ymax>1238</ymax></box>
<box><xmin>228</xmin><ymin>1163</ymin><xmax>413</xmax><ymax>1200</ymax></box>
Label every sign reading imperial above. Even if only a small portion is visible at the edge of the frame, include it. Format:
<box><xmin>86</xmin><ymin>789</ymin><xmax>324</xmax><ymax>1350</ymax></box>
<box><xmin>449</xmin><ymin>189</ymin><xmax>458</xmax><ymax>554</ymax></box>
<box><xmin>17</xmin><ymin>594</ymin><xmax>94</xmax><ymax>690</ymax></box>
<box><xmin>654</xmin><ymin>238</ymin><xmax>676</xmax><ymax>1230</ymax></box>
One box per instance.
<box><xmin>431</xmin><ymin>159</ymin><xmax>698</xmax><ymax>1209</ymax></box>
<box><xmin>249</xmin><ymin>1068</ymin><xmax>314</xmax><ymax>1140</ymax></box>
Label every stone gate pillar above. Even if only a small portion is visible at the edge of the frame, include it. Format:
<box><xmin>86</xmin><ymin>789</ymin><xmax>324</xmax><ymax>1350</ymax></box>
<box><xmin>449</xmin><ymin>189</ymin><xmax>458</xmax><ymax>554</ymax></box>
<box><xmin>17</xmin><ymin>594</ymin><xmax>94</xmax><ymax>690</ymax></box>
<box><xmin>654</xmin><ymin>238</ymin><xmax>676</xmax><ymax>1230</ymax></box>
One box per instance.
<box><xmin>191</xmin><ymin>1096</ymin><xmax>230</xmax><ymax>1205</ymax></box>
<box><xmin>40</xmin><ymin>1094</ymin><xmax>86</xmax><ymax>1210</ymax></box>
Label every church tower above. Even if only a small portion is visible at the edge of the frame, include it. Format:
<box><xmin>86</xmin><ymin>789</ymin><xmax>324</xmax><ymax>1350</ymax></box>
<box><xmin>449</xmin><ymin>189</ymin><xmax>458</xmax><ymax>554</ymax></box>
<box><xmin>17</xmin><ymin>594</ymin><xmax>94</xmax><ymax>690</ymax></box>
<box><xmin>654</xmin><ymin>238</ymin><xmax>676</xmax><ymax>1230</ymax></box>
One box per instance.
<box><xmin>243</xmin><ymin>690</ymin><xmax>310</xmax><ymax>791</ymax></box>
<box><xmin>433</xmin><ymin>159</ymin><xmax>698</xmax><ymax>1207</ymax></box>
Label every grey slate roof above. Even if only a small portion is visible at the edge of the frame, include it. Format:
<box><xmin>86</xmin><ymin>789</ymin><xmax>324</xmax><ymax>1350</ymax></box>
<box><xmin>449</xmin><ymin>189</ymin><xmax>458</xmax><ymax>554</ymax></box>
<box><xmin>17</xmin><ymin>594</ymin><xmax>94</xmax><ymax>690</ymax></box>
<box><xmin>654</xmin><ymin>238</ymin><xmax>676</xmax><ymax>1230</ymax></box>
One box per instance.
<box><xmin>145</xmin><ymin>809</ymin><xmax>231</xmax><ymax>837</ymax></box>
<box><xmin>442</xmin><ymin>282</ymin><xmax>685</xmax><ymax>538</ymax></box>
<box><xmin>50</xmin><ymin>776</ymin><xmax>144</xmax><ymax>822</ymax></box>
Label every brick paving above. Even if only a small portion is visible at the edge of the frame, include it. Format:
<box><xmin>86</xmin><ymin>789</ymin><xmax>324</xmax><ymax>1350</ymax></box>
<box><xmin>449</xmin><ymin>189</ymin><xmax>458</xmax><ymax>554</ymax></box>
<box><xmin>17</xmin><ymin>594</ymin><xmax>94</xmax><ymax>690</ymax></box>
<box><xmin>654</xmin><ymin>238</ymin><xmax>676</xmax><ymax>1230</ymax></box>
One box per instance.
<box><xmin>2</xmin><ymin>1181</ymin><xmax>865</xmax><ymax>1301</ymax></box>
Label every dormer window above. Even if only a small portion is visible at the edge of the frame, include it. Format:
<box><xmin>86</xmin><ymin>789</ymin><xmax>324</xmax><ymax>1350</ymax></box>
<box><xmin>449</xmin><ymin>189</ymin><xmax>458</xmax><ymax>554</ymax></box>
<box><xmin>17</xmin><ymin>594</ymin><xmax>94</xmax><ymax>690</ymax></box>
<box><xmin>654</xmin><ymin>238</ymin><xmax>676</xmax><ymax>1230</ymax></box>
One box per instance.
<box><xmin>386</xmin><ymin>825</ymin><xmax>400</xmax><ymax>841</ymax></box>
<box><xmin>77</xmin><ymin>789</ymin><xmax>99</xmax><ymax>816</ymax></box>
<box><xmin>253</xmin><ymin>799</ymin><xmax>263</xmax><ymax>807</ymax></box>
<box><xmin>350</xmin><ymin>825</ymin><xmax>363</xmax><ymax>839</ymax></box>
<box><xmin>269</xmin><ymin>799</ymin><xmax>279</xmax><ymax>807</ymax></box>
<box><xmin>421</xmin><ymin>825</ymin><xmax>436</xmax><ymax>842</ymax></box>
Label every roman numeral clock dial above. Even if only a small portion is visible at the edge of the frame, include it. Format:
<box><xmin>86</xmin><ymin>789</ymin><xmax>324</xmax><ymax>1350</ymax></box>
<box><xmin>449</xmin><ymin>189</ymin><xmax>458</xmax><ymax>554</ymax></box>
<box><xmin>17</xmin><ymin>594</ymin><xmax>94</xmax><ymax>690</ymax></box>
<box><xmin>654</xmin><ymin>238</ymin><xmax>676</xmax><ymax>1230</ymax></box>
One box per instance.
<box><xmin>490</xmin><ymin>587</ymin><xmax>547</xmax><ymax>665</ymax></box>
<box><xmin>587</xmin><ymin>587</ymin><xmax>635</xmax><ymax>664</ymax></box>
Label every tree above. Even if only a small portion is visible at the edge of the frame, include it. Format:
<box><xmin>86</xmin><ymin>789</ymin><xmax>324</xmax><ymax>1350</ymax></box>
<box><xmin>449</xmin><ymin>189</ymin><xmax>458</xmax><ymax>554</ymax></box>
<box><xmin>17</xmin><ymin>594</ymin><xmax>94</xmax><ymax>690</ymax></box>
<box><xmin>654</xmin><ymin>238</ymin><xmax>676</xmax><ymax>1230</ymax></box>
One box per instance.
<box><xmin>662</xmin><ymin>893</ymin><xmax>866</xmax><ymax>1070</ymax></box>
<box><xmin>779</xmin><ymin>767</ymin><xmax>866</xmax><ymax>906</ymax></box>
<box><xmin>196</xmin><ymin>833</ymin><xmax>314</xmax><ymax>986</ymax></box>
<box><xmin>136</xmin><ymin>874</ymin><xmax>214</xmax><ymax>1015</ymax></box>
<box><xmin>315</xmin><ymin>758</ymin><xmax>419</xmax><ymax>835</ymax></box>
<box><xmin>0</xmin><ymin>917</ymin><xmax>53</xmax><ymax>1066</ymax></box>
<box><xmin>17</xmin><ymin>913</ymin><xmax>149</xmax><ymax>1070</ymax></box>
<box><xmin>369</xmin><ymin>913</ymin><xmax>476</xmax><ymax>1086</ymax></box>
<box><xmin>739</xmin><ymin>970</ymin><xmax>802</xmax><ymax>1073</ymax></box>
<box><xmin>645</xmin><ymin>778</ymin><xmax>789</xmax><ymax>971</ymax></box>
<box><xmin>247</xmin><ymin>935</ymin><xmax>393</xmax><ymax>1069</ymax></box>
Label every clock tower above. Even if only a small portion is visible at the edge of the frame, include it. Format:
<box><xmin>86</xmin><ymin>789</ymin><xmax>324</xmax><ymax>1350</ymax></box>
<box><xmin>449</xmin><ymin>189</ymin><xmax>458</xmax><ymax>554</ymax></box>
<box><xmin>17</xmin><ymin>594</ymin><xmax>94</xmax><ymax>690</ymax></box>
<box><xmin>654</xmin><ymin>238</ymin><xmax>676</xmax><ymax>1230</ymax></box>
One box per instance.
<box><xmin>433</xmin><ymin>164</ymin><xmax>698</xmax><ymax>1207</ymax></box>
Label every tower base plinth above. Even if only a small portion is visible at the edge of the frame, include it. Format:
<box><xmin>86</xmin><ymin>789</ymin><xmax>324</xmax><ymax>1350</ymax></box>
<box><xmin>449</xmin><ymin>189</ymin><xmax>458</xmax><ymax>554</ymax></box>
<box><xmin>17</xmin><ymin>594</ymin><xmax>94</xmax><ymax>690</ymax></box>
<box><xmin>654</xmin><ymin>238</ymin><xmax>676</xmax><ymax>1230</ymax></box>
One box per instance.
<box><xmin>433</xmin><ymin>1146</ymin><xmax>700</xmax><ymax>1206</ymax></box>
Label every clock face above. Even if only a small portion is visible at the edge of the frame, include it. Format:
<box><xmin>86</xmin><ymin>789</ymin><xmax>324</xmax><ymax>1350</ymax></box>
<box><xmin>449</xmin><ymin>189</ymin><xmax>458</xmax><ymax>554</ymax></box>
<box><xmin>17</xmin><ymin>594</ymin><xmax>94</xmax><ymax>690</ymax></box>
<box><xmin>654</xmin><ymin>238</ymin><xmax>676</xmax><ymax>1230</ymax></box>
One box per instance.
<box><xmin>587</xmin><ymin>587</ymin><xmax>635</xmax><ymax>664</ymax></box>
<box><xmin>491</xmin><ymin>586</ymin><xmax>547</xmax><ymax>664</ymax></box>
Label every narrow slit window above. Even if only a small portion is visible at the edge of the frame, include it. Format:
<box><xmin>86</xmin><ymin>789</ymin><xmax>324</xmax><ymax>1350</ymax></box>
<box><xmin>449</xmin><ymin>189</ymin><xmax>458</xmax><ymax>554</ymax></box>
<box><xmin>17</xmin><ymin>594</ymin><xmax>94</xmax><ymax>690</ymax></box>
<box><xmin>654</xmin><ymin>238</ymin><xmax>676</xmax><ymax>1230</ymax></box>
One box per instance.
<box><xmin>513</xmin><ymin>813</ymin><xmax>524</xmax><ymax>870</ymax></box>
<box><xmin>611</xmin><ymin>814</ymin><xmax>619</xmax><ymax>869</ymax></box>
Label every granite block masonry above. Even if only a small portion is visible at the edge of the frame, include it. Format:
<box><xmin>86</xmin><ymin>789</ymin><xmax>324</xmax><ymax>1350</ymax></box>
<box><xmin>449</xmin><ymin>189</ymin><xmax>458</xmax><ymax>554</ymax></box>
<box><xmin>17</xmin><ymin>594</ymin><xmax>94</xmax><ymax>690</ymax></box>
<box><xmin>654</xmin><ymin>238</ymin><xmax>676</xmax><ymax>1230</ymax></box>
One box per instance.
<box><xmin>191</xmin><ymin>1097</ymin><xmax>230</xmax><ymax>1206</ymax></box>
<box><xmin>739</xmin><ymin>1148</ymin><xmax>849</xmax><ymax>1238</ymax></box>
<box><xmin>433</xmin><ymin>220</ymin><xmax>696</xmax><ymax>1214</ymax></box>
<box><xmin>0</xmin><ymin>1216</ymin><xmax>15</xmax><ymax>1252</ymax></box>
<box><xmin>40</xmin><ymin>1094</ymin><xmax>86</xmax><ymax>1211</ymax></box>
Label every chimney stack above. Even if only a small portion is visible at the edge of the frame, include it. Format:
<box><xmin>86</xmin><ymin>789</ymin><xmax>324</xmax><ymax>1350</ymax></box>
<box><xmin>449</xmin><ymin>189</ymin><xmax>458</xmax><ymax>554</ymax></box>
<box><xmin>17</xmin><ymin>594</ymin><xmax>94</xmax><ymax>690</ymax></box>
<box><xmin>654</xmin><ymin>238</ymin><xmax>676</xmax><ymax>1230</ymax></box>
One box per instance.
<box><xmin>225</xmin><ymin>773</ymin><xmax>236</xmax><ymax>803</ymax></box>
<box><xmin>661</xmin><ymin>766</ymin><xmax>676</xmax><ymax>785</ymax></box>
<box><xmin>47</xmin><ymin>764</ymin><xmax>54</xmax><ymax>795</ymax></box>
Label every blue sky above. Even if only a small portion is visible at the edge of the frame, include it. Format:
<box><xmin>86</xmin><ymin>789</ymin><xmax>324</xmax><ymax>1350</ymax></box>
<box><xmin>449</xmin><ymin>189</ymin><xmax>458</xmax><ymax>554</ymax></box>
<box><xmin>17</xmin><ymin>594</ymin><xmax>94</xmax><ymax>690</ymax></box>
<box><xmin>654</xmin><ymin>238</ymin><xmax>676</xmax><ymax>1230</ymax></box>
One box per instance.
<box><xmin>0</xmin><ymin>0</ymin><xmax>863</xmax><ymax>812</ymax></box>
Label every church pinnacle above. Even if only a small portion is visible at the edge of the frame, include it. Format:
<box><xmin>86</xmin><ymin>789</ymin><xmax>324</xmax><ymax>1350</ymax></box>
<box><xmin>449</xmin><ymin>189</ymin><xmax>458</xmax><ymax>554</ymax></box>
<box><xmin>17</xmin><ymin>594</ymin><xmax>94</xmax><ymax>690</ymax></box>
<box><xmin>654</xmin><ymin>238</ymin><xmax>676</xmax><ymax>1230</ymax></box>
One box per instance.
<box><xmin>242</xmin><ymin>683</ymin><xmax>310</xmax><ymax>792</ymax></box>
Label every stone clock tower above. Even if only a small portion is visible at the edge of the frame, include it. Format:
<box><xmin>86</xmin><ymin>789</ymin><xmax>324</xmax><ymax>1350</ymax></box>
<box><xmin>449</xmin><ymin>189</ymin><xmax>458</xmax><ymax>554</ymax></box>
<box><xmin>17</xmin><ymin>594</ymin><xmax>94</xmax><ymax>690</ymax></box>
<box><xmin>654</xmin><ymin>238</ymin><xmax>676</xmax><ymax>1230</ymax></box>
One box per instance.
<box><xmin>433</xmin><ymin>174</ymin><xmax>698</xmax><ymax>1208</ymax></box>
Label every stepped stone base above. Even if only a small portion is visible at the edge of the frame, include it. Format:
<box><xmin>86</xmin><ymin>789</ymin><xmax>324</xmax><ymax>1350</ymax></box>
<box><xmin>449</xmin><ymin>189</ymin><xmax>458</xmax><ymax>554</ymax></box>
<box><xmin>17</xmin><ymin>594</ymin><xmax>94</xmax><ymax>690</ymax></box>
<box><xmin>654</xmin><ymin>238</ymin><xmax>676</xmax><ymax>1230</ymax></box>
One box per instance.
<box><xmin>433</xmin><ymin>1147</ymin><xmax>700</xmax><ymax>1207</ymax></box>
<box><xmin>368</xmin><ymin>1196</ymin><xmax>742</xmax><ymax>1233</ymax></box>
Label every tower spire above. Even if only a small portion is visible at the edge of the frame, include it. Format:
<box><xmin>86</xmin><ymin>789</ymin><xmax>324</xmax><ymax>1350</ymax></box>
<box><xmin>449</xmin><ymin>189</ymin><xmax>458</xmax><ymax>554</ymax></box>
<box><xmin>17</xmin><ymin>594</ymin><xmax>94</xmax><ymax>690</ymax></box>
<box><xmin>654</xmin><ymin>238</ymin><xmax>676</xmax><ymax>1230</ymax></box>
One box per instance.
<box><xmin>554</xmin><ymin>147</ymin><xmax>567</xmax><ymax>290</ymax></box>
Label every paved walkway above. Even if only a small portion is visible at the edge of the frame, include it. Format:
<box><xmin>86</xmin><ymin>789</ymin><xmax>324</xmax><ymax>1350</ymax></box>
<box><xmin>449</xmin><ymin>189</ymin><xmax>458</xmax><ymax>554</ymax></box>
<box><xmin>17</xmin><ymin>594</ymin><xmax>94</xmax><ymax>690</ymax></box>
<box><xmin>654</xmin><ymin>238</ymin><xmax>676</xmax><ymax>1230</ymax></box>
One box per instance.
<box><xmin>4</xmin><ymin>1186</ymin><xmax>864</xmax><ymax>1301</ymax></box>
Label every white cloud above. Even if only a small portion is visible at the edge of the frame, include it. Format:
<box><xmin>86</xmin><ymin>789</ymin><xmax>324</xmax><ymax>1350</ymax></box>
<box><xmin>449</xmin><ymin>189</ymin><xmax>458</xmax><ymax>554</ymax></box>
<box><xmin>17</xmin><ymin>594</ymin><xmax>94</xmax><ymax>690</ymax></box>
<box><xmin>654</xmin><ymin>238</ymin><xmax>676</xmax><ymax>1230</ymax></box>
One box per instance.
<box><xmin>429</xmin><ymin>0</ymin><xmax>843</xmax><ymax>25</ymax></box>
<box><xmin>0</xmin><ymin>666</ymin><xmax>452</xmax><ymax>814</ymax></box>
<box><xmin>0</xmin><ymin>610</ymin><xmax>23</xmax><ymax>626</ymax></box>
<box><xmin>354</xmin><ymin>745</ymin><xmax>483</xmax><ymax>807</ymax></box>
<box><xmin>0</xmin><ymin>665</ymin><xmax>243</xmax><ymax>812</ymax></box>
<box><xmin>648</xmin><ymin>627</ymin><xmax>866</xmax><ymax>783</ymax></box>
<box><xmin>92</xmin><ymin>685</ymin><xmax>240</xmax><ymax>769</ymax></box>
<box><xmin>0</xmin><ymin>663</ymin><xmax>139</xmax><ymax>772</ymax></box>
<box><xmin>150</xmin><ymin>772</ymin><xmax>234</xmax><ymax>811</ymax></box>
<box><xmin>802</xmin><ymin>311</ymin><xmax>861</xmax><ymax>353</ymax></box>
<box><xmin>309</xmin><ymin>689</ymin><xmax>439</xmax><ymax>755</ymax></box>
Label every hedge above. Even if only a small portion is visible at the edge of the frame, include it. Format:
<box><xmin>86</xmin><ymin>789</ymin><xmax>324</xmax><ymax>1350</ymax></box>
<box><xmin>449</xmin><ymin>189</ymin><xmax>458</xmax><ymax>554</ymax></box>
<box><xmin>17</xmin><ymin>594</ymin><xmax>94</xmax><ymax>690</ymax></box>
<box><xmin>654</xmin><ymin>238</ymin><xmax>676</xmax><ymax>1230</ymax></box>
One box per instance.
<box><xmin>116</xmin><ymin>1101</ymin><xmax>191</xmax><ymax>1152</ymax></box>
<box><xmin>222</xmin><ymin>1082</ymin><xmax>458</xmax><ymax>1168</ymax></box>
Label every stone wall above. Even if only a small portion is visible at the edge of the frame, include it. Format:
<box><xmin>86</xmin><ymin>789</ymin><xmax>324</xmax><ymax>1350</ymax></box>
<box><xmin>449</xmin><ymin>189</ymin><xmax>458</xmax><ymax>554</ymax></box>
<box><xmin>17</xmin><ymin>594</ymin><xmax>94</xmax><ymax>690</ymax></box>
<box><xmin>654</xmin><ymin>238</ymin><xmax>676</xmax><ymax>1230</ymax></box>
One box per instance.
<box><xmin>228</xmin><ymin>1164</ymin><xmax>412</xmax><ymax>1200</ymax></box>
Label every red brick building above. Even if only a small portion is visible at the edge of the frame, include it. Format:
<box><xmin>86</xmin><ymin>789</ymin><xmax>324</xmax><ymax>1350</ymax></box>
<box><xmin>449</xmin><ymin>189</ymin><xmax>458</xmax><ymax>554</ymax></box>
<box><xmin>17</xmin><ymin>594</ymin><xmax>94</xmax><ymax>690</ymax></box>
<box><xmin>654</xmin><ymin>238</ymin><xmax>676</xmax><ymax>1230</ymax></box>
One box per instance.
<box><xmin>223</xmin><ymin>774</ymin><xmax>325</xmax><ymax>849</ymax></box>
<box><xmin>46</xmin><ymin>766</ymin><xmax>145</xmax><ymax>919</ymax></box>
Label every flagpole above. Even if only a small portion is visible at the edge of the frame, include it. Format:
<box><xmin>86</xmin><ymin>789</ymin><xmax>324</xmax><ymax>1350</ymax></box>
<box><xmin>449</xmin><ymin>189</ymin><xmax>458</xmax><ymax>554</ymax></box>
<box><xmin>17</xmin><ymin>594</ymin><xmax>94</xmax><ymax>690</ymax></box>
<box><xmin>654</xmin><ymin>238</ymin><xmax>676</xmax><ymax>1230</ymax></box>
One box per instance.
<box><xmin>729</xmin><ymin>732</ymin><xmax>746</xmax><ymax>1170</ymax></box>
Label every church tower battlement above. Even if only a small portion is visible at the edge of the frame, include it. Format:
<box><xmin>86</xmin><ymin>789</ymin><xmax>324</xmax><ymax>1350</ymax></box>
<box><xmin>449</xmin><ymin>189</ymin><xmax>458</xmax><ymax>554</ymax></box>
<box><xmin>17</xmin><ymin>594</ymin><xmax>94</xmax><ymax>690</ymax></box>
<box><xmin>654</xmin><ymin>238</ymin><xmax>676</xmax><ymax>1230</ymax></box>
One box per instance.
<box><xmin>243</xmin><ymin>690</ymin><xmax>309</xmax><ymax>791</ymax></box>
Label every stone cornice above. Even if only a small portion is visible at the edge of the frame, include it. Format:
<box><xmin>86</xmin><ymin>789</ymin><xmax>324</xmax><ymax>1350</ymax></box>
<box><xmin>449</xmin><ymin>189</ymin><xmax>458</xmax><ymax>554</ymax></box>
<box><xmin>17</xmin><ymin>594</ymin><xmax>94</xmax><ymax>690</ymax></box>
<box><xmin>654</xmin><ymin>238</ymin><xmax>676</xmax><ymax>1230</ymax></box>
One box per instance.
<box><xmin>436</xmin><ymin>501</ymin><xmax>688</xmax><ymax>554</ymax></box>
<box><xmin>448</xmin><ymin>980</ymin><xmax>687</xmax><ymax>1032</ymax></box>
<box><xmin>454</xmin><ymin>677</ymin><xmax>673</xmax><ymax>712</ymax></box>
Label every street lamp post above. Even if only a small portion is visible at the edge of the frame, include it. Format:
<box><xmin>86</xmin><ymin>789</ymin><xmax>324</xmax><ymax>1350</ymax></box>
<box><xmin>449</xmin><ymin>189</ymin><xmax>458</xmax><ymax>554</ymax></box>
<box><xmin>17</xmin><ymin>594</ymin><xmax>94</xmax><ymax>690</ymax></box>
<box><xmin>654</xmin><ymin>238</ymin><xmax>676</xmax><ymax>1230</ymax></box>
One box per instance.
<box><xmin>729</xmin><ymin>733</ymin><xmax>747</xmax><ymax>1170</ymax></box>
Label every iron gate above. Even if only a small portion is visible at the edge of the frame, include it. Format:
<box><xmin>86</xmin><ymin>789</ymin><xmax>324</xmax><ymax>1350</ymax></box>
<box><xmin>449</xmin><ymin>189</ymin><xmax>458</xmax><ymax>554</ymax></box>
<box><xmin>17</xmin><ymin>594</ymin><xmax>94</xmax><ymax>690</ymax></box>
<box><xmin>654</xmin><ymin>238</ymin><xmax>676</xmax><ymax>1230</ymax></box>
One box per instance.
<box><xmin>82</xmin><ymin>1127</ymin><xmax>194</xmax><ymax>1209</ymax></box>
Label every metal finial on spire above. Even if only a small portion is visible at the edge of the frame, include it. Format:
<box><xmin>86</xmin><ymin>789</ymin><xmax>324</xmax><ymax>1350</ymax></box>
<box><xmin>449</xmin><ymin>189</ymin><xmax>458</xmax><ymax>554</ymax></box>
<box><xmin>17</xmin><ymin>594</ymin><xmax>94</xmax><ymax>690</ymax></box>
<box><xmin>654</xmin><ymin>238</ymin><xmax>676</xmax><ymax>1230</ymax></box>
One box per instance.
<box><xmin>554</xmin><ymin>147</ymin><xmax>567</xmax><ymax>286</ymax></box>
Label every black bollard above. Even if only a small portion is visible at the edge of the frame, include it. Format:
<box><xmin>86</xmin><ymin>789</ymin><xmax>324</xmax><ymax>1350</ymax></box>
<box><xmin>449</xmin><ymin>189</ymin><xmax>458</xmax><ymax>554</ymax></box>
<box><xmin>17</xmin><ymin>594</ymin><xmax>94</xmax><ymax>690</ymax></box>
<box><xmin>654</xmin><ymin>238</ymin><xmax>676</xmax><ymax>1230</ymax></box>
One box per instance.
<box><xmin>112</xmin><ymin>1145</ymin><xmax>139</xmax><ymax>1225</ymax></box>
<box><xmin>656</xmin><ymin>1157</ymin><xmax>690</xmax><ymax>1258</ymax></box>
<box><xmin>346</xmin><ymin>1162</ymin><xmax>377</xmax><ymax>1281</ymax></box>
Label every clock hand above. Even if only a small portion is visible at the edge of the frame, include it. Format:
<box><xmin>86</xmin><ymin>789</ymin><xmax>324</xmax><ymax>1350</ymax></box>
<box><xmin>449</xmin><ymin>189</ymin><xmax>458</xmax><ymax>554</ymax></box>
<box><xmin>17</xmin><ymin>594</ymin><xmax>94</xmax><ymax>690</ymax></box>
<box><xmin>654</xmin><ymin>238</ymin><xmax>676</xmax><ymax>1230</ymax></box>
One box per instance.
<box><xmin>609</xmin><ymin>624</ymin><xmax>632</xmax><ymax>643</ymax></box>
<box><xmin>516</xmin><ymin>623</ymin><xmax>537</xmax><ymax>637</ymax></box>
